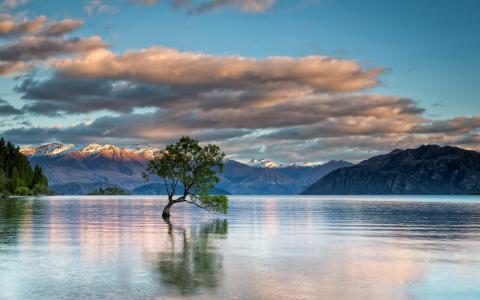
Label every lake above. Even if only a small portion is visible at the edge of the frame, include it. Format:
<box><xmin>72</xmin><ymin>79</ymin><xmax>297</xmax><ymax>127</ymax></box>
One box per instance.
<box><xmin>0</xmin><ymin>196</ymin><xmax>480</xmax><ymax>299</ymax></box>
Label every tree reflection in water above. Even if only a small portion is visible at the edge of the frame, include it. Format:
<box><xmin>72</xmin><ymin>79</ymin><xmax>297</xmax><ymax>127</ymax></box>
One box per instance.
<box><xmin>0</xmin><ymin>199</ymin><xmax>45</xmax><ymax>247</ymax></box>
<box><xmin>153</xmin><ymin>219</ymin><xmax>228</xmax><ymax>296</ymax></box>
<box><xmin>0</xmin><ymin>199</ymin><xmax>44</xmax><ymax>246</ymax></box>
<box><xmin>0</xmin><ymin>199</ymin><xmax>27</xmax><ymax>245</ymax></box>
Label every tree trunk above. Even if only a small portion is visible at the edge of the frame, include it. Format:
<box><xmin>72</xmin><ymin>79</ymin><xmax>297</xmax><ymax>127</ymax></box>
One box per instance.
<box><xmin>162</xmin><ymin>201</ymin><xmax>173</xmax><ymax>219</ymax></box>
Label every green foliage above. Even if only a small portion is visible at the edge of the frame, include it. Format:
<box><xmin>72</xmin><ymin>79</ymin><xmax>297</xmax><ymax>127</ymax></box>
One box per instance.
<box><xmin>194</xmin><ymin>194</ymin><xmax>229</xmax><ymax>214</ymax></box>
<box><xmin>0</xmin><ymin>191</ymin><xmax>10</xmax><ymax>200</ymax></box>
<box><xmin>0</xmin><ymin>137</ymin><xmax>50</xmax><ymax>196</ymax></box>
<box><xmin>88</xmin><ymin>186</ymin><xmax>130</xmax><ymax>195</ymax></box>
<box><xmin>0</xmin><ymin>170</ymin><xmax>7</xmax><ymax>192</ymax></box>
<box><xmin>14</xmin><ymin>186</ymin><xmax>33</xmax><ymax>196</ymax></box>
<box><xmin>9</xmin><ymin>167</ymin><xmax>21</xmax><ymax>192</ymax></box>
<box><xmin>32</xmin><ymin>165</ymin><xmax>48</xmax><ymax>187</ymax></box>
<box><xmin>144</xmin><ymin>136</ymin><xmax>228</xmax><ymax>216</ymax></box>
<box><xmin>33</xmin><ymin>184</ymin><xmax>50</xmax><ymax>195</ymax></box>
<box><xmin>0</xmin><ymin>199</ymin><xmax>27</xmax><ymax>244</ymax></box>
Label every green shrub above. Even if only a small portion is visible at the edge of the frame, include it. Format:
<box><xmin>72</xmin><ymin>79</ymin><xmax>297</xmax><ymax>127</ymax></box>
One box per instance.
<box><xmin>14</xmin><ymin>186</ymin><xmax>33</xmax><ymax>196</ymax></box>
<box><xmin>33</xmin><ymin>184</ymin><xmax>50</xmax><ymax>195</ymax></box>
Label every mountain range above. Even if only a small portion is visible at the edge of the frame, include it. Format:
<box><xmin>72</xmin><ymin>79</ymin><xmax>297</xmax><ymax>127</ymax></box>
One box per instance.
<box><xmin>21</xmin><ymin>143</ymin><xmax>352</xmax><ymax>195</ymax></box>
<box><xmin>302</xmin><ymin>145</ymin><xmax>480</xmax><ymax>195</ymax></box>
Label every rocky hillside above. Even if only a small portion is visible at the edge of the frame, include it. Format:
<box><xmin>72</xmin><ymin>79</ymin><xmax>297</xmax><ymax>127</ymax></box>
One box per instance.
<box><xmin>302</xmin><ymin>145</ymin><xmax>480</xmax><ymax>195</ymax></box>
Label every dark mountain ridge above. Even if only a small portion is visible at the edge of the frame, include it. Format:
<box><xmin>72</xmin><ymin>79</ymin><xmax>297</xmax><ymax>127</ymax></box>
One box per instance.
<box><xmin>302</xmin><ymin>145</ymin><xmax>480</xmax><ymax>195</ymax></box>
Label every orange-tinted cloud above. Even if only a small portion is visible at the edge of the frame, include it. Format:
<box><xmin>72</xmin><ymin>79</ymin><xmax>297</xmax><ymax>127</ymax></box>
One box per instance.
<box><xmin>54</xmin><ymin>48</ymin><xmax>384</xmax><ymax>92</ymax></box>
<box><xmin>0</xmin><ymin>14</ymin><xmax>106</xmax><ymax>76</ymax></box>
<box><xmin>40</xmin><ymin>19</ymin><xmax>84</xmax><ymax>37</ymax></box>
<box><xmin>0</xmin><ymin>14</ymin><xmax>46</xmax><ymax>37</ymax></box>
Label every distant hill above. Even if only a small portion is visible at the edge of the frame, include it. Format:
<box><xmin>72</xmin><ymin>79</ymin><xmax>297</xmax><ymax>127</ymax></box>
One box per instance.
<box><xmin>219</xmin><ymin>159</ymin><xmax>353</xmax><ymax>195</ymax></box>
<box><xmin>22</xmin><ymin>143</ymin><xmax>352</xmax><ymax>195</ymax></box>
<box><xmin>302</xmin><ymin>145</ymin><xmax>480</xmax><ymax>195</ymax></box>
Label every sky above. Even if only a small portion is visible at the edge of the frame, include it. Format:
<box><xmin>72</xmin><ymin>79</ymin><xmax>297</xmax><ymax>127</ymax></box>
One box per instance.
<box><xmin>0</xmin><ymin>0</ymin><xmax>479</xmax><ymax>163</ymax></box>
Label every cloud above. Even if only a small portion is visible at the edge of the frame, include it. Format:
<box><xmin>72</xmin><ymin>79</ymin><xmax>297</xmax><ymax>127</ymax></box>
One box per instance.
<box><xmin>40</xmin><ymin>19</ymin><xmax>84</xmax><ymax>37</ymax></box>
<box><xmin>0</xmin><ymin>14</ymin><xmax>83</xmax><ymax>38</ymax></box>
<box><xmin>412</xmin><ymin>116</ymin><xmax>480</xmax><ymax>134</ymax></box>
<box><xmin>0</xmin><ymin>112</ymin><xmax>250</xmax><ymax>145</ymax></box>
<box><xmin>0</xmin><ymin>98</ymin><xmax>23</xmax><ymax>115</ymax></box>
<box><xmin>15</xmin><ymin>47</ymin><xmax>426</xmax><ymax>143</ymax></box>
<box><xmin>84</xmin><ymin>0</ymin><xmax>118</xmax><ymax>15</ymax></box>
<box><xmin>3</xmin><ymin>111</ymin><xmax>480</xmax><ymax>163</ymax></box>
<box><xmin>0</xmin><ymin>36</ymin><xmax>107</xmax><ymax>62</ymax></box>
<box><xmin>3</xmin><ymin>37</ymin><xmax>480</xmax><ymax>162</ymax></box>
<box><xmin>1</xmin><ymin>0</ymin><xmax>29</xmax><ymax>10</ymax></box>
<box><xmin>133</xmin><ymin>0</ymin><xmax>158</xmax><ymax>5</ymax></box>
<box><xmin>132</xmin><ymin>0</ymin><xmax>276</xmax><ymax>14</ymax></box>
<box><xmin>17</xmin><ymin>46</ymin><xmax>386</xmax><ymax>121</ymax></box>
<box><xmin>0</xmin><ymin>14</ymin><xmax>47</xmax><ymax>37</ymax></box>
<box><xmin>178</xmin><ymin>0</ymin><xmax>276</xmax><ymax>14</ymax></box>
<box><xmin>0</xmin><ymin>60</ymin><xmax>27</xmax><ymax>75</ymax></box>
<box><xmin>10</xmin><ymin>44</ymin><xmax>480</xmax><ymax>162</ymax></box>
<box><xmin>54</xmin><ymin>47</ymin><xmax>383</xmax><ymax>92</ymax></box>
<box><xmin>0</xmin><ymin>14</ymin><xmax>106</xmax><ymax>75</ymax></box>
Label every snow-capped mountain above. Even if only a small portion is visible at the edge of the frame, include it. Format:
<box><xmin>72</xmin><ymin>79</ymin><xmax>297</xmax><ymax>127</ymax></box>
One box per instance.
<box><xmin>247</xmin><ymin>159</ymin><xmax>281</xmax><ymax>168</ymax></box>
<box><xmin>21</xmin><ymin>143</ymin><xmax>161</xmax><ymax>192</ymax></box>
<box><xmin>78</xmin><ymin>143</ymin><xmax>119</xmax><ymax>154</ymax></box>
<box><xmin>21</xmin><ymin>143</ymin><xmax>77</xmax><ymax>157</ymax></box>
<box><xmin>22</xmin><ymin>143</ymin><xmax>159</xmax><ymax>160</ymax></box>
<box><xmin>128</xmin><ymin>144</ymin><xmax>159</xmax><ymax>158</ymax></box>
<box><xmin>20</xmin><ymin>143</ymin><xmax>352</xmax><ymax>195</ymax></box>
<box><xmin>246</xmin><ymin>158</ymin><xmax>324</xmax><ymax>168</ymax></box>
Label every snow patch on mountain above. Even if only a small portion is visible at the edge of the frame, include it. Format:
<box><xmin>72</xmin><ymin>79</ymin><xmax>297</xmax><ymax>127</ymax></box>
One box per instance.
<box><xmin>79</xmin><ymin>143</ymin><xmax>121</xmax><ymax>154</ymax></box>
<box><xmin>246</xmin><ymin>158</ymin><xmax>325</xmax><ymax>168</ymax></box>
<box><xmin>22</xmin><ymin>142</ymin><xmax>159</xmax><ymax>160</ymax></box>
<box><xmin>127</xmin><ymin>144</ymin><xmax>159</xmax><ymax>158</ymax></box>
<box><xmin>21</xmin><ymin>143</ymin><xmax>76</xmax><ymax>157</ymax></box>
<box><xmin>247</xmin><ymin>159</ymin><xmax>280</xmax><ymax>168</ymax></box>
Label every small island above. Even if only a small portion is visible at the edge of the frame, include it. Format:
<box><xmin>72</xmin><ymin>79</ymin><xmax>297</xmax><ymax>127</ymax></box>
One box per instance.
<box><xmin>88</xmin><ymin>186</ymin><xmax>130</xmax><ymax>195</ymax></box>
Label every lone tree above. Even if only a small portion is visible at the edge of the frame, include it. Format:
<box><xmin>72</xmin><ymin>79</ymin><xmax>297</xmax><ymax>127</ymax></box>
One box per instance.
<box><xmin>144</xmin><ymin>136</ymin><xmax>228</xmax><ymax>218</ymax></box>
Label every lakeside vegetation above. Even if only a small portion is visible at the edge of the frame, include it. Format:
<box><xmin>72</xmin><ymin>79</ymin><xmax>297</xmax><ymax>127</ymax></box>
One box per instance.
<box><xmin>88</xmin><ymin>186</ymin><xmax>130</xmax><ymax>195</ymax></box>
<box><xmin>0</xmin><ymin>138</ymin><xmax>49</xmax><ymax>198</ymax></box>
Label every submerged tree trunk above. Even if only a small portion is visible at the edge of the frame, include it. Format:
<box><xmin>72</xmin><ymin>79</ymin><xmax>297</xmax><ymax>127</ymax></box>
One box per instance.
<box><xmin>162</xmin><ymin>201</ymin><xmax>173</xmax><ymax>219</ymax></box>
<box><xmin>162</xmin><ymin>196</ymin><xmax>186</xmax><ymax>219</ymax></box>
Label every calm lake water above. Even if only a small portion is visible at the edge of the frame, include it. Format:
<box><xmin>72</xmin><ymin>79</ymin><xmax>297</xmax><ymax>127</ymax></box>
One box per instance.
<box><xmin>1</xmin><ymin>196</ymin><xmax>480</xmax><ymax>300</ymax></box>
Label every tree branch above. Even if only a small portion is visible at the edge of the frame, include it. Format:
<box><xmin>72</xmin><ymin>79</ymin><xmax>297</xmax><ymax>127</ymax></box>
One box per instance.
<box><xmin>171</xmin><ymin>175</ymin><xmax>178</xmax><ymax>196</ymax></box>
<box><xmin>173</xmin><ymin>196</ymin><xmax>186</xmax><ymax>203</ymax></box>
<box><xmin>184</xmin><ymin>199</ymin><xmax>209</xmax><ymax>211</ymax></box>
<box><xmin>184</xmin><ymin>177</ymin><xmax>197</xmax><ymax>195</ymax></box>
<box><xmin>162</xmin><ymin>178</ymin><xmax>172</xmax><ymax>197</ymax></box>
